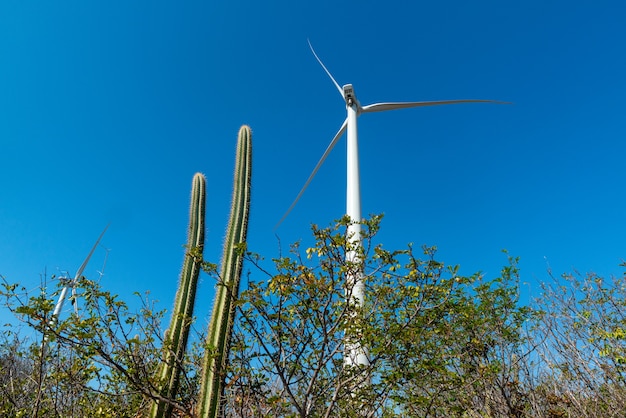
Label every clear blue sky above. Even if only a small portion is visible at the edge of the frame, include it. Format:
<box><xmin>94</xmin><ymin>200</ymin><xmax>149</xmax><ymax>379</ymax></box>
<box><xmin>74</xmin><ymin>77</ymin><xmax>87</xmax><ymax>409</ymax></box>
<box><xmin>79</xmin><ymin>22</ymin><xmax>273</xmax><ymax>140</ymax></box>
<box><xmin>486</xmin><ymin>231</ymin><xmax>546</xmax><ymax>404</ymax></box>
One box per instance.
<box><xmin>1</xmin><ymin>1</ymin><xmax>625</xmax><ymax>324</ymax></box>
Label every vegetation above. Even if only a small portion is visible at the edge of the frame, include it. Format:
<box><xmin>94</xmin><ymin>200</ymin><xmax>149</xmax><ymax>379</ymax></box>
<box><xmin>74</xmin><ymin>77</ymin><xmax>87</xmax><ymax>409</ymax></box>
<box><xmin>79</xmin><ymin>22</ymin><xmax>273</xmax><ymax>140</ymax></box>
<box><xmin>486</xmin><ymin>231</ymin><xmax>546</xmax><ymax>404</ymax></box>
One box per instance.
<box><xmin>149</xmin><ymin>124</ymin><xmax>252</xmax><ymax>418</ymax></box>
<box><xmin>198</xmin><ymin>124</ymin><xmax>252</xmax><ymax>418</ymax></box>
<box><xmin>1</xmin><ymin>126</ymin><xmax>625</xmax><ymax>417</ymax></box>
<box><xmin>3</xmin><ymin>212</ymin><xmax>626</xmax><ymax>417</ymax></box>
<box><xmin>150</xmin><ymin>172</ymin><xmax>206</xmax><ymax>418</ymax></box>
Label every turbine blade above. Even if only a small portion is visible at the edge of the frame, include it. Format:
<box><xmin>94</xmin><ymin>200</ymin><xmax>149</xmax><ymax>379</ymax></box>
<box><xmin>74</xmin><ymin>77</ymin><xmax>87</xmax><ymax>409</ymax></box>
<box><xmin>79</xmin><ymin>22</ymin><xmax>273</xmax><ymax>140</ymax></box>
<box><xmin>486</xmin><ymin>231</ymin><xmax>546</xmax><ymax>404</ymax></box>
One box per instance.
<box><xmin>275</xmin><ymin>119</ymin><xmax>348</xmax><ymax>229</ymax></box>
<box><xmin>308</xmin><ymin>39</ymin><xmax>344</xmax><ymax>98</ymax></box>
<box><xmin>361</xmin><ymin>99</ymin><xmax>510</xmax><ymax>113</ymax></box>
<box><xmin>72</xmin><ymin>224</ymin><xmax>109</xmax><ymax>284</ymax></box>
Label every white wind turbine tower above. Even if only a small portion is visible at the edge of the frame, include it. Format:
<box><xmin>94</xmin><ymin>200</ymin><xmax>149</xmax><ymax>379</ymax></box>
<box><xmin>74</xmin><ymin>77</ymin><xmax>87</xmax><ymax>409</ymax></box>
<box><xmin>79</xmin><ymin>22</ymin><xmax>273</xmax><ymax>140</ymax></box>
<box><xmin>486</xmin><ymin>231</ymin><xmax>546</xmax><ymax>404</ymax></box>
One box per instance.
<box><xmin>277</xmin><ymin>41</ymin><xmax>508</xmax><ymax>368</ymax></box>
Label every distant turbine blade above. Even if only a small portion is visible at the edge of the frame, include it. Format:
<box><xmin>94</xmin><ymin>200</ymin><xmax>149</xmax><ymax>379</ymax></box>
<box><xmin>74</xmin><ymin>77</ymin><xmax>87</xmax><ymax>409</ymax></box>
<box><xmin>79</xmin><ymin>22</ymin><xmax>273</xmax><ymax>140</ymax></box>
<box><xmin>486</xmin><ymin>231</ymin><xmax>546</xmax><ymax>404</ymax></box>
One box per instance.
<box><xmin>308</xmin><ymin>39</ymin><xmax>343</xmax><ymax>98</ymax></box>
<box><xmin>275</xmin><ymin>119</ymin><xmax>348</xmax><ymax>229</ymax></box>
<box><xmin>71</xmin><ymin>224</ymin><xmax>109</xmax><ymax>285</ymax></box>
<box><xmin>361</xmin><ymin>99</ymin><xmax>510</xmax><ymax>113</ymax></box>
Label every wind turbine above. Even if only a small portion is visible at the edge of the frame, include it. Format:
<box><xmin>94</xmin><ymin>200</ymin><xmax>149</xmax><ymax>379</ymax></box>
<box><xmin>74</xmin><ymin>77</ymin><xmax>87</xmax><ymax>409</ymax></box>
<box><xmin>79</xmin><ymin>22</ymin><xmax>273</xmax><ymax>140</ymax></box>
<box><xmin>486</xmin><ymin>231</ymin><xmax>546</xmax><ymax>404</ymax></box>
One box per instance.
<box><xmin>277</xmin><ymin>41</ymin><xmax>508</xmax><ymax>368</ymax></box>
<box><xmin>51</xmin><ymin>224</ymin><xmax>109</xmax><ymax>321</ymax></box>
<box><xmin>34</xmin><ymin>225</ymin><xmax>109</xmax><ymax>416</ymax></box>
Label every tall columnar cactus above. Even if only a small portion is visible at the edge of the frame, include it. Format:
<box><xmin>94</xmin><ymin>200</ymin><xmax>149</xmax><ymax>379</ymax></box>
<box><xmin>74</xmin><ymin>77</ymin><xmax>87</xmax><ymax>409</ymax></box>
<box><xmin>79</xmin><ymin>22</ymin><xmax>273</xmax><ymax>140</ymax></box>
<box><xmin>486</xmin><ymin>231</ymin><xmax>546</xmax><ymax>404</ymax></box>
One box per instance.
<box><xmin>198</xmin><ymin>125</ymin><xmax>252</xmax><ymax>418</ymax></box>
<box><xmin>150</xmin><ymin>173</ymin><xmax>206</xmax><ymax>418</ymax></box>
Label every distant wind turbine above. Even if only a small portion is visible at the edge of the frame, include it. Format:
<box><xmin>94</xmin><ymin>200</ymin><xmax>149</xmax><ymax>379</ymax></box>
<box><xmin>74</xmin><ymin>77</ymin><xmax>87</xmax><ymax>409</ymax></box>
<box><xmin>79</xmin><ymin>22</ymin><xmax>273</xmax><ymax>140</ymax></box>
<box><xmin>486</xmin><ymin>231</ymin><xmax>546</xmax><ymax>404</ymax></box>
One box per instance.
<box><xmin>35</xmin><ymin>225</ymin><xmax>109</xmax><ymax>417</ymax></box>
<box><xmin>277</xmin><ymin>40</ymin><xmax>508</xmax><ymax>368</ymax></box>
<box><xmin>51</xmin><ymin>224</ymin><xmax>109</xmax><ymax>321</ymax></box>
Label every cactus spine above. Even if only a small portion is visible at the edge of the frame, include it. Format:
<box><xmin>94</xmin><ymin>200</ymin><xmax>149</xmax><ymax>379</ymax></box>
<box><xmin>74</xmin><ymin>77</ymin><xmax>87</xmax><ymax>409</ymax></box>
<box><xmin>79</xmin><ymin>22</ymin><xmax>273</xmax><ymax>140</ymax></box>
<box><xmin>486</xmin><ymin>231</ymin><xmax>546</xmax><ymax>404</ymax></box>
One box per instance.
<box><xmin>198</xmin><ymin>125</ymin><xmax>252</xmax><ymax>418</ymax></box>
<box><xmin>150</xmin><ymin>173</ymin><xmax>206</xmax><ymax>418</ymax></box>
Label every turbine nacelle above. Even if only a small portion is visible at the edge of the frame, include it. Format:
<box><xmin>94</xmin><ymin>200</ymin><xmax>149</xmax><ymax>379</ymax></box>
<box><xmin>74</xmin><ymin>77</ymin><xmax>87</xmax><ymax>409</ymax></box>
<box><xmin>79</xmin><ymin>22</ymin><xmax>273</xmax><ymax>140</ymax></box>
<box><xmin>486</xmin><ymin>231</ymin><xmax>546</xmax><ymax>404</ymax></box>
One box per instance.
<box><xmin>342</xmin><ymin>84</ymin><xmax>358</xmax><ymax>107</ymax></box>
